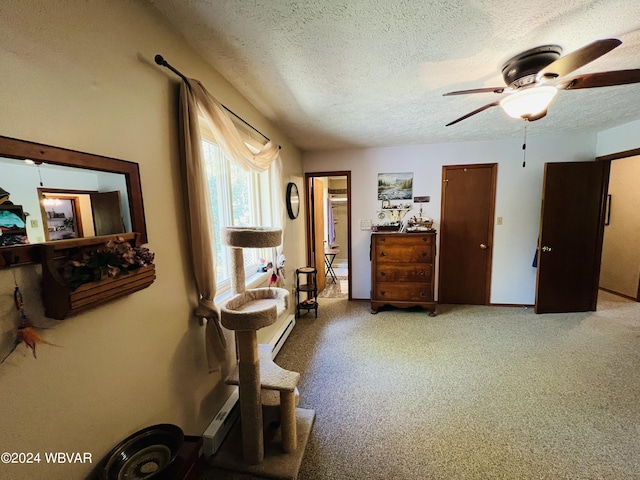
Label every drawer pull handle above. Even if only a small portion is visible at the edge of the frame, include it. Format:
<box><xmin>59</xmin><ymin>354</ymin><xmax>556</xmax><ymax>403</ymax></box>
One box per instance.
<box><xmin>420</xmin><ymin>291</ymin><xmax>426</xmax><ymax>297</ymax></box>
<box><xmin>380</xmin><ymin>271</ymin><xmax>386</xmax><ymax>277</ymax></box>
<box><xmin>380</xmin><ymin>290</ymin><xmax>386</xmax><ymax>296</ymax></box>
<box><xmin>380</xmin><ymin>251</ymin><xmax>386</xmax><ymax>257</ymax></box>
<box><xmin>419</xmin><ymin>271</ymin><xmax>425</xmax><ymax>276</ymax></box>
<box><xmin>421</xmin><ymin>252</ymin><xmax>428</xmax><ymax>257</ymax></box>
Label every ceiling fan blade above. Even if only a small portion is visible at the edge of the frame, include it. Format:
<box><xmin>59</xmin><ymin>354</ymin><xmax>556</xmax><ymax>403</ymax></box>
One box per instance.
<box><xmin>443</xmin><ymin>87</ymin><xmax>505</xmax><ymax>96</ymax></box>
<box><xmin>557</xmin><ymin>69</ymin><xmax>640</xmax><ymax>89</ymax></box>
<box><xmin>445</xmin><ymin>101</ymin><xmax>500</xmax><ymax>126</ymax></box>
<box><xmin>537</xmin><ymin>38</ymin><xmax>621</xmax><ymax>81</ymax></box>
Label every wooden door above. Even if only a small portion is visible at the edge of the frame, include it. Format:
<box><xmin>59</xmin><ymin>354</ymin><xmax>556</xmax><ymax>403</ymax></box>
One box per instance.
<box><xmin>535</xmin><ymin>161</ymin><xmax>610</xmax><ymax>313</ymax></box>
<box><xmin>311</xmin><ymin>178</ymin><xmax>326</xmax><ymax>293</ymax></box>
<box><xmin>90</xmin><ymin>191</ymin><xmax>125</xmax><ymax>236</ymax></box>
<box><xmin>438</xmin><ymin>164</ymin><xmax>497</xmax><ymax>304</ymax></box>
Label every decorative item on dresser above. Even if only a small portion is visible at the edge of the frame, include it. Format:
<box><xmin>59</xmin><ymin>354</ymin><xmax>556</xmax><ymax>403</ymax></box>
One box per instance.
<box><xmin>370</xmin><ymin>231</ymin><xmax>436</xmax><ymax>315</ymax></box>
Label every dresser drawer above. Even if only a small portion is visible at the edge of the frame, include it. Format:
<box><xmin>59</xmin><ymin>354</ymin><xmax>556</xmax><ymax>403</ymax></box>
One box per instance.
<box><xmin>374</xmin><ymin>263</ymin><xmax>432</xmax><ymax>283</ymax></box>
<box><xmin>372</xmin><ymin>282</ymin><xmax>434</xmax><ymax>302</ymax></box>
<box><xmin>373</xmin><ymin>235</ymin><xmax>433</xmax><ymax>263</ymax></box>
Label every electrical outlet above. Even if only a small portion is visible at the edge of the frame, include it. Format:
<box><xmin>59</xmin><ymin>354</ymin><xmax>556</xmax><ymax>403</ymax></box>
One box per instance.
<box><xmin>30</xmin><ymin>219</ymin><xmax>39</xmax><ymax>228</ymax></box>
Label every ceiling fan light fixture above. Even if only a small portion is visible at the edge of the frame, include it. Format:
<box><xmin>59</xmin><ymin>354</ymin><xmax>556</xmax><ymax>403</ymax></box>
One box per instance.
<box><xmin>499</xmin><ymin>86</ymin><xmax>557</xmax><ymax>119</ymax></box>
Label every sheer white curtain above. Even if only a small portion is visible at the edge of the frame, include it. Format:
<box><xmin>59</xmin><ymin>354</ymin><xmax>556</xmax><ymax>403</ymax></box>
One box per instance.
<box><xmin>180</xmin><ymin>78</ymin><xmax>282</xmax><ymax>372</ymax></box>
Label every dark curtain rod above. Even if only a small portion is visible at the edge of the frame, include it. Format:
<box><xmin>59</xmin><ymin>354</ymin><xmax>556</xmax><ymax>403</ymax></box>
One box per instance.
<box><xmin>155</xmin><ymin>54</ymin><xmax>276</xmax><ymax>146</ymax></box>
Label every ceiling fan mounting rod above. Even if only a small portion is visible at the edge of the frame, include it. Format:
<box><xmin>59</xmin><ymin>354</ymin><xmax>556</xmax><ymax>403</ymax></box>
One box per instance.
<box><xmin>501</xmin><ymin>45</ymin><xmax>562</xmax><ymax>88</ymax></box>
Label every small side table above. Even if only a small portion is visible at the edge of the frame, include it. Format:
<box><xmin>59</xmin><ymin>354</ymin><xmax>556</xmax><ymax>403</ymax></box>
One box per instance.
<box><xmin>324</xmin><ymin>248</ymin><xmax>340</xmax><ymax>283</ymax></box>
<box><xmin>295</xmin><ymin>267</ymin><xmax>318</xmax><ymax>318</ymax></box>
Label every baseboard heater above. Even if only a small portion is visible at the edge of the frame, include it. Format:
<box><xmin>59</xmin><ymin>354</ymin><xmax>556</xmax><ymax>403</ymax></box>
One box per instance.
<box><xmin>202</xmin><ymin>313</ymin><xmax>296</xmax><ymax>457</ymax></box>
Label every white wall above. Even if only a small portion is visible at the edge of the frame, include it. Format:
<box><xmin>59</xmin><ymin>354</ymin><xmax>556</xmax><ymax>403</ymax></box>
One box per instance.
<box><xmin>0</xmin><ymin>2</ymin><xmax>304</xmax><ymax>479</ymax></box>
<box><xmin>596</xmin><ymin>118</ymin><xmax>640</xmax><ymax>157</ymax></box>
<box><xmin>304</xmin><ymin>132</ymin><xmax>597</xmax><ymax>304</ymax></box>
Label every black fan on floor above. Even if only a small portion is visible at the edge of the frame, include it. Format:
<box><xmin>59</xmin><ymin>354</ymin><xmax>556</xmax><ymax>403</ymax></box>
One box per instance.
<box><xmin>443</xmin><ymin>38</ymin><xmax>640</xmax><ymax>126</ymax></box>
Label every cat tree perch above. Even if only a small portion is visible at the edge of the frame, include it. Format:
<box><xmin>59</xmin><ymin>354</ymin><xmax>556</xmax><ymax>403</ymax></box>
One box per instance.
<box><xmin>217</xmin><ymin>227</ymin><xmax>314</xmax><ymax>475</ymax></box>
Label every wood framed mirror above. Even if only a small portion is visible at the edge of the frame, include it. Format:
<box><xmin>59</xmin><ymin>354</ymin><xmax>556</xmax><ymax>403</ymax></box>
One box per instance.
<box><xmin>0</xmin><ymin>135</ymin><xmax>147</xmax><ymax>267</ymax></box>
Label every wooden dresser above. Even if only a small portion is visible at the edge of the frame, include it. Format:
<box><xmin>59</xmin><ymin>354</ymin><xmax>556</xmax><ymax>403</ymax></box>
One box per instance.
<box><xmin>370</xmin><ymin>231</ymin><xmax>436</xmax><ymax>315</ymax></box>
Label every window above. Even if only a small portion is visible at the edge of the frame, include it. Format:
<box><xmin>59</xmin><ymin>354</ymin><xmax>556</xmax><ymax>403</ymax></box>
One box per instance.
<box><xmin>200</xmin><ymin>123</ymin><xmax>276</xmax><ymax>294</ymax></box>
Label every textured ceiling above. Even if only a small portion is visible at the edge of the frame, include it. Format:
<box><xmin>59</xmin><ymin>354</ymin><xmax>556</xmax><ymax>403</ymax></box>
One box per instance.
<box><xmin>147</xmin><ymin>0</ymin><xmax>640</xmax><ymax>151</ymax></box>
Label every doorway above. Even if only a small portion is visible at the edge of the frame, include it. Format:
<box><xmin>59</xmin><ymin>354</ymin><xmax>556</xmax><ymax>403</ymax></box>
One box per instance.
<box><xmin>534</xmin><ymin>149</ymin><xmax>640</xmax><ymax>314</ymax></box>
<box><xmin>598</xmin><ymin>152</ymin><xmax>640</xmax><ymax>303</ymax></box>
<box><xmin>304</xmin><ymin>171</ymin><xmax>352</xmax><ymax>300</ymax></box>
<box><xmin>39</xmin><ymin>192</ymin><xmax>87</xmax><ymax>241</ymax></box>
<box><xmin>438</xmin><ymin>164</ymin><xmax>497</xmax><ymax>305</ymax></box>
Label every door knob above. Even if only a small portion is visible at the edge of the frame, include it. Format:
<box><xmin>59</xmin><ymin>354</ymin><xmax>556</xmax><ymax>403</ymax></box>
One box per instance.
<box><xmin>480</xmin><ymin>243</ymin><xmax>488</xmax><ymax>249</ymax></box>
<box><xmin>542</xmin><ymin>246</ymin><xmax>552</xmax><ymax>252</ymax></box>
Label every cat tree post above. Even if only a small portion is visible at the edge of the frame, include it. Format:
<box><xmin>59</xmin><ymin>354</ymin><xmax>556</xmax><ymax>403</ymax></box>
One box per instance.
<box><xmin>220</xmin><ymin>226</ymin><xmax>289</xmax><ymax>465</ymax></box>
<box><xmin>235</xmin><ymin>328</ymin><xmax>262</xmax><ymax>464</ymax></box>
<box><xmin>229</xmin><ymin>245</ymin><xmax>245</xmax><ymax>295</ymax></box>
<box><xmin>280</xmin><ymin>389</ymin><xmax>297</xmax><ymax>452</ymax></box>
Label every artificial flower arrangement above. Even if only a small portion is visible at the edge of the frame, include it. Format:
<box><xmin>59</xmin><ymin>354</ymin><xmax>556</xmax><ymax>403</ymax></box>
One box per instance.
<box><xmin>60</xmin><ymin>236</ymin><xmax>155</xmax><ymax>291</ymax></box>
<box><xmin>258</xmin><ymin>257</ymin><xmax>273</xmax><ymax>272</ymax></box>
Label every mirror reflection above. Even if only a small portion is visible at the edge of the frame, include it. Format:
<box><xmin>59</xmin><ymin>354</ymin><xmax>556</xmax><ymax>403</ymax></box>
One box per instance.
<box><xmin>0</xmin><ymin>157</ymin><xmax>131</xmax><ymax>246</ymax></box>
<box><xmin>42</xmin><ymin>195</ymin><xmax>79</xmax><ymax>241</ymax></box>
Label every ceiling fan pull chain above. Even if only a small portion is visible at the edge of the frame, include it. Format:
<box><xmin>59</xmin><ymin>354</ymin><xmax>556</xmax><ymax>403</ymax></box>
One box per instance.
<box><xmin>522</xmin><ymin>120</ymin><xmax>528</xmax><ymax>168</ymax></box>
<box><xmin>37</xmin><ymin>163</ymin><xmax>44</xmax><ymax>186</ymax></box>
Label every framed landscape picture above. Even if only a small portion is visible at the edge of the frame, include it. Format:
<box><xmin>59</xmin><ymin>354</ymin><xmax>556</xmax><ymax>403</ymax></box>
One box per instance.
<box><xmin>378</xmin><ymin>172</ymin><xmax>413</xmax><ymax>201</ymax></box>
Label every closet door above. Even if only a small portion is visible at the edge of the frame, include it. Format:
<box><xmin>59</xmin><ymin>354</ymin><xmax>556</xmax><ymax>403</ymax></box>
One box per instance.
<box><xmin>438</xmin><ymin>163</ymin><xmax>497</xmax><ymax>305</ymax></box>
<box><xmin>91</xmin><ymin>191</ymin><xmax>124</xmax><ymax>236</ymax></box>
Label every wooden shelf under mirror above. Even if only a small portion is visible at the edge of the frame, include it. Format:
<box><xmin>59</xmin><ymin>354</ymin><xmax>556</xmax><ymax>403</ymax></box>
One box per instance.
<box><xmin>40</xmin><ymin>232</ymin><xmax>156</xmax><ymax>319</ymax></box>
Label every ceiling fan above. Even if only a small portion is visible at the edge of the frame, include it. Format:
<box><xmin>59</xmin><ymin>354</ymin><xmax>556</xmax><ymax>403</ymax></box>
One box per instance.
<box><xmin>444</xmin><ymin>38</ymin><xmax>640</xmax><ymax>126</ymax></box>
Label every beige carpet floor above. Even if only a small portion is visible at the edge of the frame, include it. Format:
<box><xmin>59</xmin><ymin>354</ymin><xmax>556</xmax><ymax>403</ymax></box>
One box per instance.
<box><xmin>205</xmin><ymin>291</ymin><xmax>640</xmax><ymax>479</ymax></box>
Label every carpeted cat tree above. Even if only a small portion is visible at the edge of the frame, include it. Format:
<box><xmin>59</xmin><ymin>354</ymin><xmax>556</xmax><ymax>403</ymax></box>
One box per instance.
<box><xmin>209</xmin><ymin>227</ymin><xmax>315</xmax><ymax>480</ymax></box>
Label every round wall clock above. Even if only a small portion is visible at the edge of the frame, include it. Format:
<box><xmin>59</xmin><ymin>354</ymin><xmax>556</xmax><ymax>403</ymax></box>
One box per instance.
<box><xmin>286</xmin><ymin>182</ymin><xmax>300</xmax><ymax>219</ymax></box>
